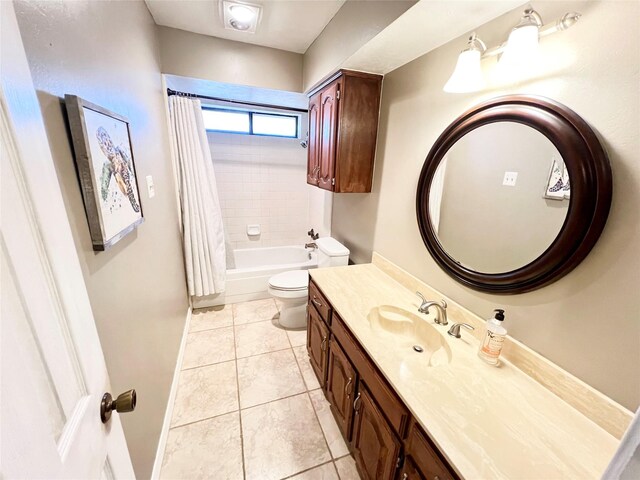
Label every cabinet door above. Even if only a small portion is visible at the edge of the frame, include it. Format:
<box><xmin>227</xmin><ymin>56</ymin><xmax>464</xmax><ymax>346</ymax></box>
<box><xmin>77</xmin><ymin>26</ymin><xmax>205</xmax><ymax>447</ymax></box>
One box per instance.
<box><xmin>326</xmin><ymin>338</ymin><xmax>357</xmax><ymax>440</ymax></box>
<box><xmin>317</xmin><ymin>81</ymin><xmax>340</xmax><ymax>191</ymax></box>
<box><xmin>307</xmin><ymin>304</ymin><xmax>329</xmax><ymax>387</ymax></box>
<box><xmin>398</xmin><ymin>456</ymin><xmax>425</xmax><ymax>480</ymax></box>
<box><xmin>306</xmin><ymin>91</ymin><xmax>321</xmax><ymax>186</ymax></box>
<box><xmin>352</xmin><ymin>384</ymin><xmax>402</xmax><ymax>480</ymax></box>
<box><xmin>405</xmin><ymin>422</ymin><xmax>457</xmax><ymax>480</ymax></box>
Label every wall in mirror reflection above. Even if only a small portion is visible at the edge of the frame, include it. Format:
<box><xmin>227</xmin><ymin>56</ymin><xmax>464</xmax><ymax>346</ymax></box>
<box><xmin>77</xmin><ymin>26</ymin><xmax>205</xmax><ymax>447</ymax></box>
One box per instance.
<box><xmin>430</xmin><ymin>122</ymin><xmax>569</xmax><ymax>273</ymax></box>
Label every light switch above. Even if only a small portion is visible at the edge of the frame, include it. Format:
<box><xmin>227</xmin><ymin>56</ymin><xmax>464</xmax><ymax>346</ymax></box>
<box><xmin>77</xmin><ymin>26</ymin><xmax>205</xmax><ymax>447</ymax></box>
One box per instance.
<box><xmin>503</xmin><ymin>171</ymin><xmax>518</xmax><ymax>187</ymax></box>
<box><xmin>146</xmin><ymin>175</ymin><xmax>155</xmax><ymax>198</ymax></box>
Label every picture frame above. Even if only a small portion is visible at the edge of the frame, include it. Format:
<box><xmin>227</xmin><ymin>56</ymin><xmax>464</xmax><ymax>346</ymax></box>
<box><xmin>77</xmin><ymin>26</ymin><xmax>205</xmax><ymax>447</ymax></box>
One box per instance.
<box><xmin>65</xmin><ymin>95</ymin><xmax>144</xmax><ymax>251</ymax></box>
<box><xmin>544</xmin><ymin>155</ymin><xmax>570</xmax><ymax>200</ymax></box>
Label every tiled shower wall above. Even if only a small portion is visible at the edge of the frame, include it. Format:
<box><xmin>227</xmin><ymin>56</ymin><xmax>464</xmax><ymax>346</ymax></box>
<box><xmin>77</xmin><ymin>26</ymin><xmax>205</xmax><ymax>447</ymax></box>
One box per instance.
<box><xmin>208</xmin><ymin>129</ymin><xmax>331</xmax><ymax>252</ymax></box>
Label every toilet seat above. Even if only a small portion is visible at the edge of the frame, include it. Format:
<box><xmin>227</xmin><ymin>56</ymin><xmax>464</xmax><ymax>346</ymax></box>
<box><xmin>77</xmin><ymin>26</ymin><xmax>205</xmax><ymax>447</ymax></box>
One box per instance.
<box><xmin>268</xmin><ymin>270</ymin><xmax>309</xmax><ymax>292</ymax></box>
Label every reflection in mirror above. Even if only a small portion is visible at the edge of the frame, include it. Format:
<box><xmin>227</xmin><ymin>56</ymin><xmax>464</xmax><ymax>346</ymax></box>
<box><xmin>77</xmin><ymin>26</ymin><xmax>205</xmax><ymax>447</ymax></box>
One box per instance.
<box><xmin>429</xmin><ymin>122</ymin><xmax>569</xmax><ymax>273</ymax></box>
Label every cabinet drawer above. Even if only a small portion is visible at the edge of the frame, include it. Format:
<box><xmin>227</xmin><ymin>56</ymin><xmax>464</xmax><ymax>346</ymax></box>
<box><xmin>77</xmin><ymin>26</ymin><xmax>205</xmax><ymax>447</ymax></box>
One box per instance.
<box><xmin>309</xmin><ymin>280</ymin><xmax>332</xmax><ymax>325</ymax></box>
<box><xmin>405</xmin><ymin>421</ymin><xmax>458</xmax><ymax>480</ymax></box>
<box><xmin>332</xmin><ymin>312</ymin><xmax>410</xmax><ymax>438</ymax></box>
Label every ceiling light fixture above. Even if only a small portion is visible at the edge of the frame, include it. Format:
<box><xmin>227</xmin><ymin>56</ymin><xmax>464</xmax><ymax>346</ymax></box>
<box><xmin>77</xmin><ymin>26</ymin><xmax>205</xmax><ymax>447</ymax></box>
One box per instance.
<box><xmin>443</xmin><ymin>7</ymin><xmax>581</xmax><ymax>93</ymax></box>
<box><xmin>229</xmin><ymin>5</ymin><xmax>255</xmax><ymax>23</ymax></box>
<box><xmin>222</xmin><ymin>1</ymin><xmax>262</xmax><ymax>33</ymax></box>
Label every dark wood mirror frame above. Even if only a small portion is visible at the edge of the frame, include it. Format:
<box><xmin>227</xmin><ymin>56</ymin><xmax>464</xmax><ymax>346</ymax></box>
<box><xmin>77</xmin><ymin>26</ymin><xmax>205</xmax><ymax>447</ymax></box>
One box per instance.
<box><xmin>416</xmin><ymin>95</ymin><xmax>612</xmax><ymax>294</ymax></box>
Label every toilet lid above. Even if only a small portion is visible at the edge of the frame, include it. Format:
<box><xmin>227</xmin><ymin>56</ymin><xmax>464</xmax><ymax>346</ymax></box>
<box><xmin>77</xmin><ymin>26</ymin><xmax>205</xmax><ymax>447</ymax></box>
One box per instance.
<box><xmin>269</xmin><ymin>270</ymin><xmax>309</xmax><ymax>291</ymax></box>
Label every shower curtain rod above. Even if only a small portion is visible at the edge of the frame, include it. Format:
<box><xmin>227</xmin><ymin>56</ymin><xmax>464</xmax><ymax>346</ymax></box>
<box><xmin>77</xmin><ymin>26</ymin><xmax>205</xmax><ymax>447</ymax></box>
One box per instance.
<box><xmin>166</xmin><ymin>88</ymin><xmax>308</xmax><ymax>113</ymax></box>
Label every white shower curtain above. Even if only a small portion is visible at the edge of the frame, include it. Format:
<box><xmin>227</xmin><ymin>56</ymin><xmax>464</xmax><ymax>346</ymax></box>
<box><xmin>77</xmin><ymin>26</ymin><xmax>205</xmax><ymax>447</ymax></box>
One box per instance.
<box><xmin>169</xmin><ymin>96</ymin><xmax>226</xmax><ymax>297</ymax></box>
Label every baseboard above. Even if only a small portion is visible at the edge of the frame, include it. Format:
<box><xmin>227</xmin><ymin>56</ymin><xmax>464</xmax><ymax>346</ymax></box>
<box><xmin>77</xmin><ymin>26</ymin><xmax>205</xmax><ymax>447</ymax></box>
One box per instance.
<box><xmin>150</xmin><ymin>306</ymin><xmax>192</xmax><ymax>480</ymax></box>
<box><xmin>192</xmin><ymin>290</ymin><xmax>271</xmax><ymax>308</ymax></box>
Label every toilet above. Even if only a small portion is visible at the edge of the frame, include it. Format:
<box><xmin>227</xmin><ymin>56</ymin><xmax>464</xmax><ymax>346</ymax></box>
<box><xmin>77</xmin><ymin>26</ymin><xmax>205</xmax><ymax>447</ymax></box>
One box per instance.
<box><xmin>268</xmin><ymin>237</ymin><xmax>350</xmax><ymax>328</ymax></box>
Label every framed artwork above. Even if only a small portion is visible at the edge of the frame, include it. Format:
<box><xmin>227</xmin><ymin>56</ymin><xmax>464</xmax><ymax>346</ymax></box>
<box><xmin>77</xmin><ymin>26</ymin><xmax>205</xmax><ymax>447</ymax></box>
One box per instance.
<box><xmin>544</xmin><ymin>155</ymin><xmax>571</xmax><ymax>200</ymax></box>
<box><xmin>65</xmin><ymin>95</ymin><xmax>144</xmax><ymax>251</ymax></box>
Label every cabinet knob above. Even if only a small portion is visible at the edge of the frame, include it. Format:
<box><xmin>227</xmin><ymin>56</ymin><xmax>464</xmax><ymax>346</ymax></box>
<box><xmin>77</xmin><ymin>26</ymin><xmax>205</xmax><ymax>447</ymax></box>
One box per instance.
<box><xmin>321</xmin><ymin>336</ymin><xmax>327</xmax><ymax>352</ymax></box>
<box><xmin>402</xmin><ymin>474</ymin><xmax>408</xmax><ymax>480</ymax></box>
<box><xmin>312</xmin><ymin>296</ymin><xmax>323</xmax><ymax>307</ymax></box>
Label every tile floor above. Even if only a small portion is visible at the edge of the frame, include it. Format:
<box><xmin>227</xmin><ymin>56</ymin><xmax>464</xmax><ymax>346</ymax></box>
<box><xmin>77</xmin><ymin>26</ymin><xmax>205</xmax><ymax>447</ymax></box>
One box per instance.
<box><xmin>160</xmin><ymin>298</ymin><xmax>362</xmax><ymax>480</ymax></box>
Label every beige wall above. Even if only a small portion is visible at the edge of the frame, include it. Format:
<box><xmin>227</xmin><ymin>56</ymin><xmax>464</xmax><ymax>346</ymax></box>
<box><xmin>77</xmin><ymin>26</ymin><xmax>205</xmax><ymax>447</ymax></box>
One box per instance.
<box><xmin>302</xmin><ymin>0</ymin><xmax>415</xmax><ymax>91</ymax></box>
<box><xmin>15</xmin><ymin>2</ymin><xmax>189</xmax><ymax>477</ymax></box>
<box><xmin>332</xmin><ymin>1</ymin><xmax>640</xmax><ymax>410</ymax></box>
<box><xmin>158</xmin><ymin>26</ymin><xmax>303</xmax><ymax>92</ymax></box>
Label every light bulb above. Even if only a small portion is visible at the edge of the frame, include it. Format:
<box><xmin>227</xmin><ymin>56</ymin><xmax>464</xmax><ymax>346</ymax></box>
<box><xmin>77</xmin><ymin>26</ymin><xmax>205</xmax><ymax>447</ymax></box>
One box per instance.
<box><xmin>229</xmin><ymin>5</ymin><xmax>255</xmax><ymax>23</ymax></box>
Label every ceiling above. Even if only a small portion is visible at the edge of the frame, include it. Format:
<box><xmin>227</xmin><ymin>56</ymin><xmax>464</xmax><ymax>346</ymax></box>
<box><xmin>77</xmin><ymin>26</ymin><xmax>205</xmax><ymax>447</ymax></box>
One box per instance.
<box><xmin>144</xmin><ymin>0</ymin><xmax>346</xmax><ymax>54</ymax></box>
<box><xmin>343</xmin><ymin>0</ymin><xmax>526</xmax><ymax>75</ymax></box>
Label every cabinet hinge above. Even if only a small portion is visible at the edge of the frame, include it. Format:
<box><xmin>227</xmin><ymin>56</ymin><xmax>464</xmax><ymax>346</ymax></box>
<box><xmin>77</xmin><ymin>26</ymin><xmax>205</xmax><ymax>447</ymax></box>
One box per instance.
<box><xmin>336</xmin><ymin>90</ymin><xmax>340</xmax><ymax>100</ymax></box>
<box><xmin>331</xmin><ymin>178</ymin><xmax>335</xmax><ymax>186</ymax></box>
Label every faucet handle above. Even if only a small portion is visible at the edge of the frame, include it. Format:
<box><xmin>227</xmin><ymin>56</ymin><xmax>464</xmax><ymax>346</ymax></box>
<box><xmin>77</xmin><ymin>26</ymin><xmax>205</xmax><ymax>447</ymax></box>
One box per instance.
<box><xmin>447</xmin><ymin>323</ymin><xmax>475</xmax><ymax>338</ymax></box>
<box><xmin>416</xmin><ymin>291</ymin><xmax>428</xmax><ymax>311</ymax></box>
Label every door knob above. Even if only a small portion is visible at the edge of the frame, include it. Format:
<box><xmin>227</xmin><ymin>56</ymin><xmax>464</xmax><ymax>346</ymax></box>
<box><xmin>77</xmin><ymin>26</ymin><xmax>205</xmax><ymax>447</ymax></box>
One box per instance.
<box><xmin>101</xmin><ymin>389</ymin><xmax>137</xmax><ymax>423</ymax></box>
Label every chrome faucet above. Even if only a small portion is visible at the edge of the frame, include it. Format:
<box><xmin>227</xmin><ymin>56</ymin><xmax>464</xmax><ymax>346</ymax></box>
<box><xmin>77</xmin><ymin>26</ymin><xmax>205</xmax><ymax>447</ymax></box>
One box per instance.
<box><xmin>304</xmin><ymin>242</ymin><xmax>317</xmax><ymax>250</ymax></box>
<box><xmin>447</xmin><ymin>323</ymin><xmax>475</xmax><ymax>338</ymax></box>
<box><xmin>416</xmin><ymin>292</ymin><xmax>448</xmax><ymax>326</ymax></box>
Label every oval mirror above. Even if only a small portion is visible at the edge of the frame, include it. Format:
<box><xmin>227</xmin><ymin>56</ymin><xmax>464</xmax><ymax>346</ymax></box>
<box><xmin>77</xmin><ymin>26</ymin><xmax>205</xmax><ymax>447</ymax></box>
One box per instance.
<box><xmin>416</xmin><ymin>95</ymin><xmax>612</xmax><ymax>294</ymax></box>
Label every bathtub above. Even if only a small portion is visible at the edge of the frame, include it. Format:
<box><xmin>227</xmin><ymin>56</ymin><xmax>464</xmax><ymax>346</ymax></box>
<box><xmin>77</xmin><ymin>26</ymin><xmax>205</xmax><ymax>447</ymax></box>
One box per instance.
<box><xmin>192</xmin><ymin>245</ymin><xmax>317</xmax><ymax>308</ymax></box>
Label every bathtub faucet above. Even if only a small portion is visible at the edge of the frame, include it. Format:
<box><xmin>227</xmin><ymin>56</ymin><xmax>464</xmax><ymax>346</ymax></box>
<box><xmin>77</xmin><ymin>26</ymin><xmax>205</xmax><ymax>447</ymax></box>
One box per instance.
<box><xmin>304</xmin><ymin>242</ymin><xmax>317</xmax><ymax>251</ymax></box>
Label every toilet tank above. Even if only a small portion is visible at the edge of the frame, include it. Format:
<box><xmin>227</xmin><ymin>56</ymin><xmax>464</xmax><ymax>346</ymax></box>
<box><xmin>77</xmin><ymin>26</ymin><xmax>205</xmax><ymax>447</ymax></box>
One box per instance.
<box><xmin>316</xmin><ymin>237</ymin><xmax>350</xmax><ymax>268</ymax></box>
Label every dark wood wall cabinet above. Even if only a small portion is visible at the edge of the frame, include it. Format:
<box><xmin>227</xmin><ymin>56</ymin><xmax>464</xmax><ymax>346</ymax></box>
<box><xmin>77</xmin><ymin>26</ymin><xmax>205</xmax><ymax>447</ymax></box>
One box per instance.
<box><xmin>306</xmin><ymin>70</ymin><xmax>383</xmax><ymax>193</ymax></box>
<box><xmin>306</xmin><ymin>279</ymin><xmax>459</xmax><ymax>480</ymax></box>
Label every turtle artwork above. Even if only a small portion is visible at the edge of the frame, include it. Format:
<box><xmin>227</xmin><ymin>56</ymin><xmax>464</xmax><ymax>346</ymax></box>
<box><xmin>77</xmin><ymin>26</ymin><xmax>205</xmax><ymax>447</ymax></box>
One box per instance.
<box><xmin>65</xmin><ymin>95</ymin><xmax>144</xmax><ymax>250</ymax></box>
<box><xmin>95</xmin><ymin>126</ymin><xmax>141</xmax><ymax>214</ymax></box>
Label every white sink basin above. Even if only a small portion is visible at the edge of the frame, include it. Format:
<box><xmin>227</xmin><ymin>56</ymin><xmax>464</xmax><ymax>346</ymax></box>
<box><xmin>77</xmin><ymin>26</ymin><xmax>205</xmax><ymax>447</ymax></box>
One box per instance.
<box><xmin>367</xmin><ymin>305</ymin><xmax>452</xmax><ymax>366</ymax></box>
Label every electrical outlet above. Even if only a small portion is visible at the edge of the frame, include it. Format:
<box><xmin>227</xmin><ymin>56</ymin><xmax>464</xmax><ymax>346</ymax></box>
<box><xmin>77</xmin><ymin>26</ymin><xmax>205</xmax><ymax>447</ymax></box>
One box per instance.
<box><xmin>503</xmin><ymin>171</ymin><xmax>518</xmax><ymax>186</ymax></box>
<box><xmin>146</xmin><ymin>175</ymin><xmax>155</xmax><ymax>198</ymax></box>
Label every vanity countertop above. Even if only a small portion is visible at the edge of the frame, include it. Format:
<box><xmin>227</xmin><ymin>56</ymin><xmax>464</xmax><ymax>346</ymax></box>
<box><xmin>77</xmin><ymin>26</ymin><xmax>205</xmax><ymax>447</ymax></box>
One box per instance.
<box><xmin>309</xmin><ymin>263</ymin><xmax>620</xmax><ymax>479</ymax></box>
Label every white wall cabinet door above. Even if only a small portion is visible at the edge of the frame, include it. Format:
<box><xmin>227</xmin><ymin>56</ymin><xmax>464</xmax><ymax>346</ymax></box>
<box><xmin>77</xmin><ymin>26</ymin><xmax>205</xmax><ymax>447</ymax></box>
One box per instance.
<box><xmin>0</xmin><ymin>3</ymin><xmax>135</xmax><ymax>478</ymax></box>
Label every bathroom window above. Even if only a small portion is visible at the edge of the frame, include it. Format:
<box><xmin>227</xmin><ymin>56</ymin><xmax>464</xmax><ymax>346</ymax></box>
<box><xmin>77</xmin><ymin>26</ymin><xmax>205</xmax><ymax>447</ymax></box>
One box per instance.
<box><xmin>201</xmin><ymin>109</ymin><xmax>250</xmax><ymax>134</ymax></box>
<box><xmin>202</xmin><ymin>107</ymin><xmax>298</xmax><ymax>138</ymax></box>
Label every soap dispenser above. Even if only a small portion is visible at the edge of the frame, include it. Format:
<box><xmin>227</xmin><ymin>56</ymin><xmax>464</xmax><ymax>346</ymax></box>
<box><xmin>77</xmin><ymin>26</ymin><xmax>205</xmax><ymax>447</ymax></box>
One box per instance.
<box><xmin>478</xmin><ymin>309</ymin><xmax>507</xmax><ymax>366</ymax></box>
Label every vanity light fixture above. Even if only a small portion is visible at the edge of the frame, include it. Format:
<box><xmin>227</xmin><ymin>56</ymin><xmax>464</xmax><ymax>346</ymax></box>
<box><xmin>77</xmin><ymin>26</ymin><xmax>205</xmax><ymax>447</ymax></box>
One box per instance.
<box><xmin>443</xmin><ymin>7</ymin><xmax>581</xmax><ymax>93</ymax></box>
<box><xmin>499</xmin><ymin>8</ymin><xmax>542</xmax><ymax>68</ymax></box>
<box><xmin>443</xmin><ymin>33</ymin><xmax>487</xmax><ymax>93</ymax></box>
<box><xmin>222</xmin><ymin>1</ymin><xmax>262</xmax><ymax>33</ymax></box>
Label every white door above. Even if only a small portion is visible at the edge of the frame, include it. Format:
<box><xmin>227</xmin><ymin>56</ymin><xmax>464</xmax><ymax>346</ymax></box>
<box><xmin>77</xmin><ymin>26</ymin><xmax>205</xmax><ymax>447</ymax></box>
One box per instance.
<box><xmin>0</xmin><ymin>3</ymin><xmax>135</xmax><ymax>478</ymax></box>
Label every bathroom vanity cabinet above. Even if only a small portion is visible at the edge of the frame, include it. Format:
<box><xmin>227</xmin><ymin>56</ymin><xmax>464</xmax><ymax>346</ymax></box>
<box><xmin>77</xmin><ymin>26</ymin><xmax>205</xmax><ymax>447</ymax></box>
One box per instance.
<box><xmin>307</xmin><ymin>262</ymin><xmax>625</xmax><ymax>479</ymax></box>
<box><xmin>306</xmin><ymin>279</ymin><xmax>458</xmax><ymax>480</ymax></box>
<box><xmin>306</xmin><ymin>70</ymin><xmax>382</xmax><ymax>193</ymax></box>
